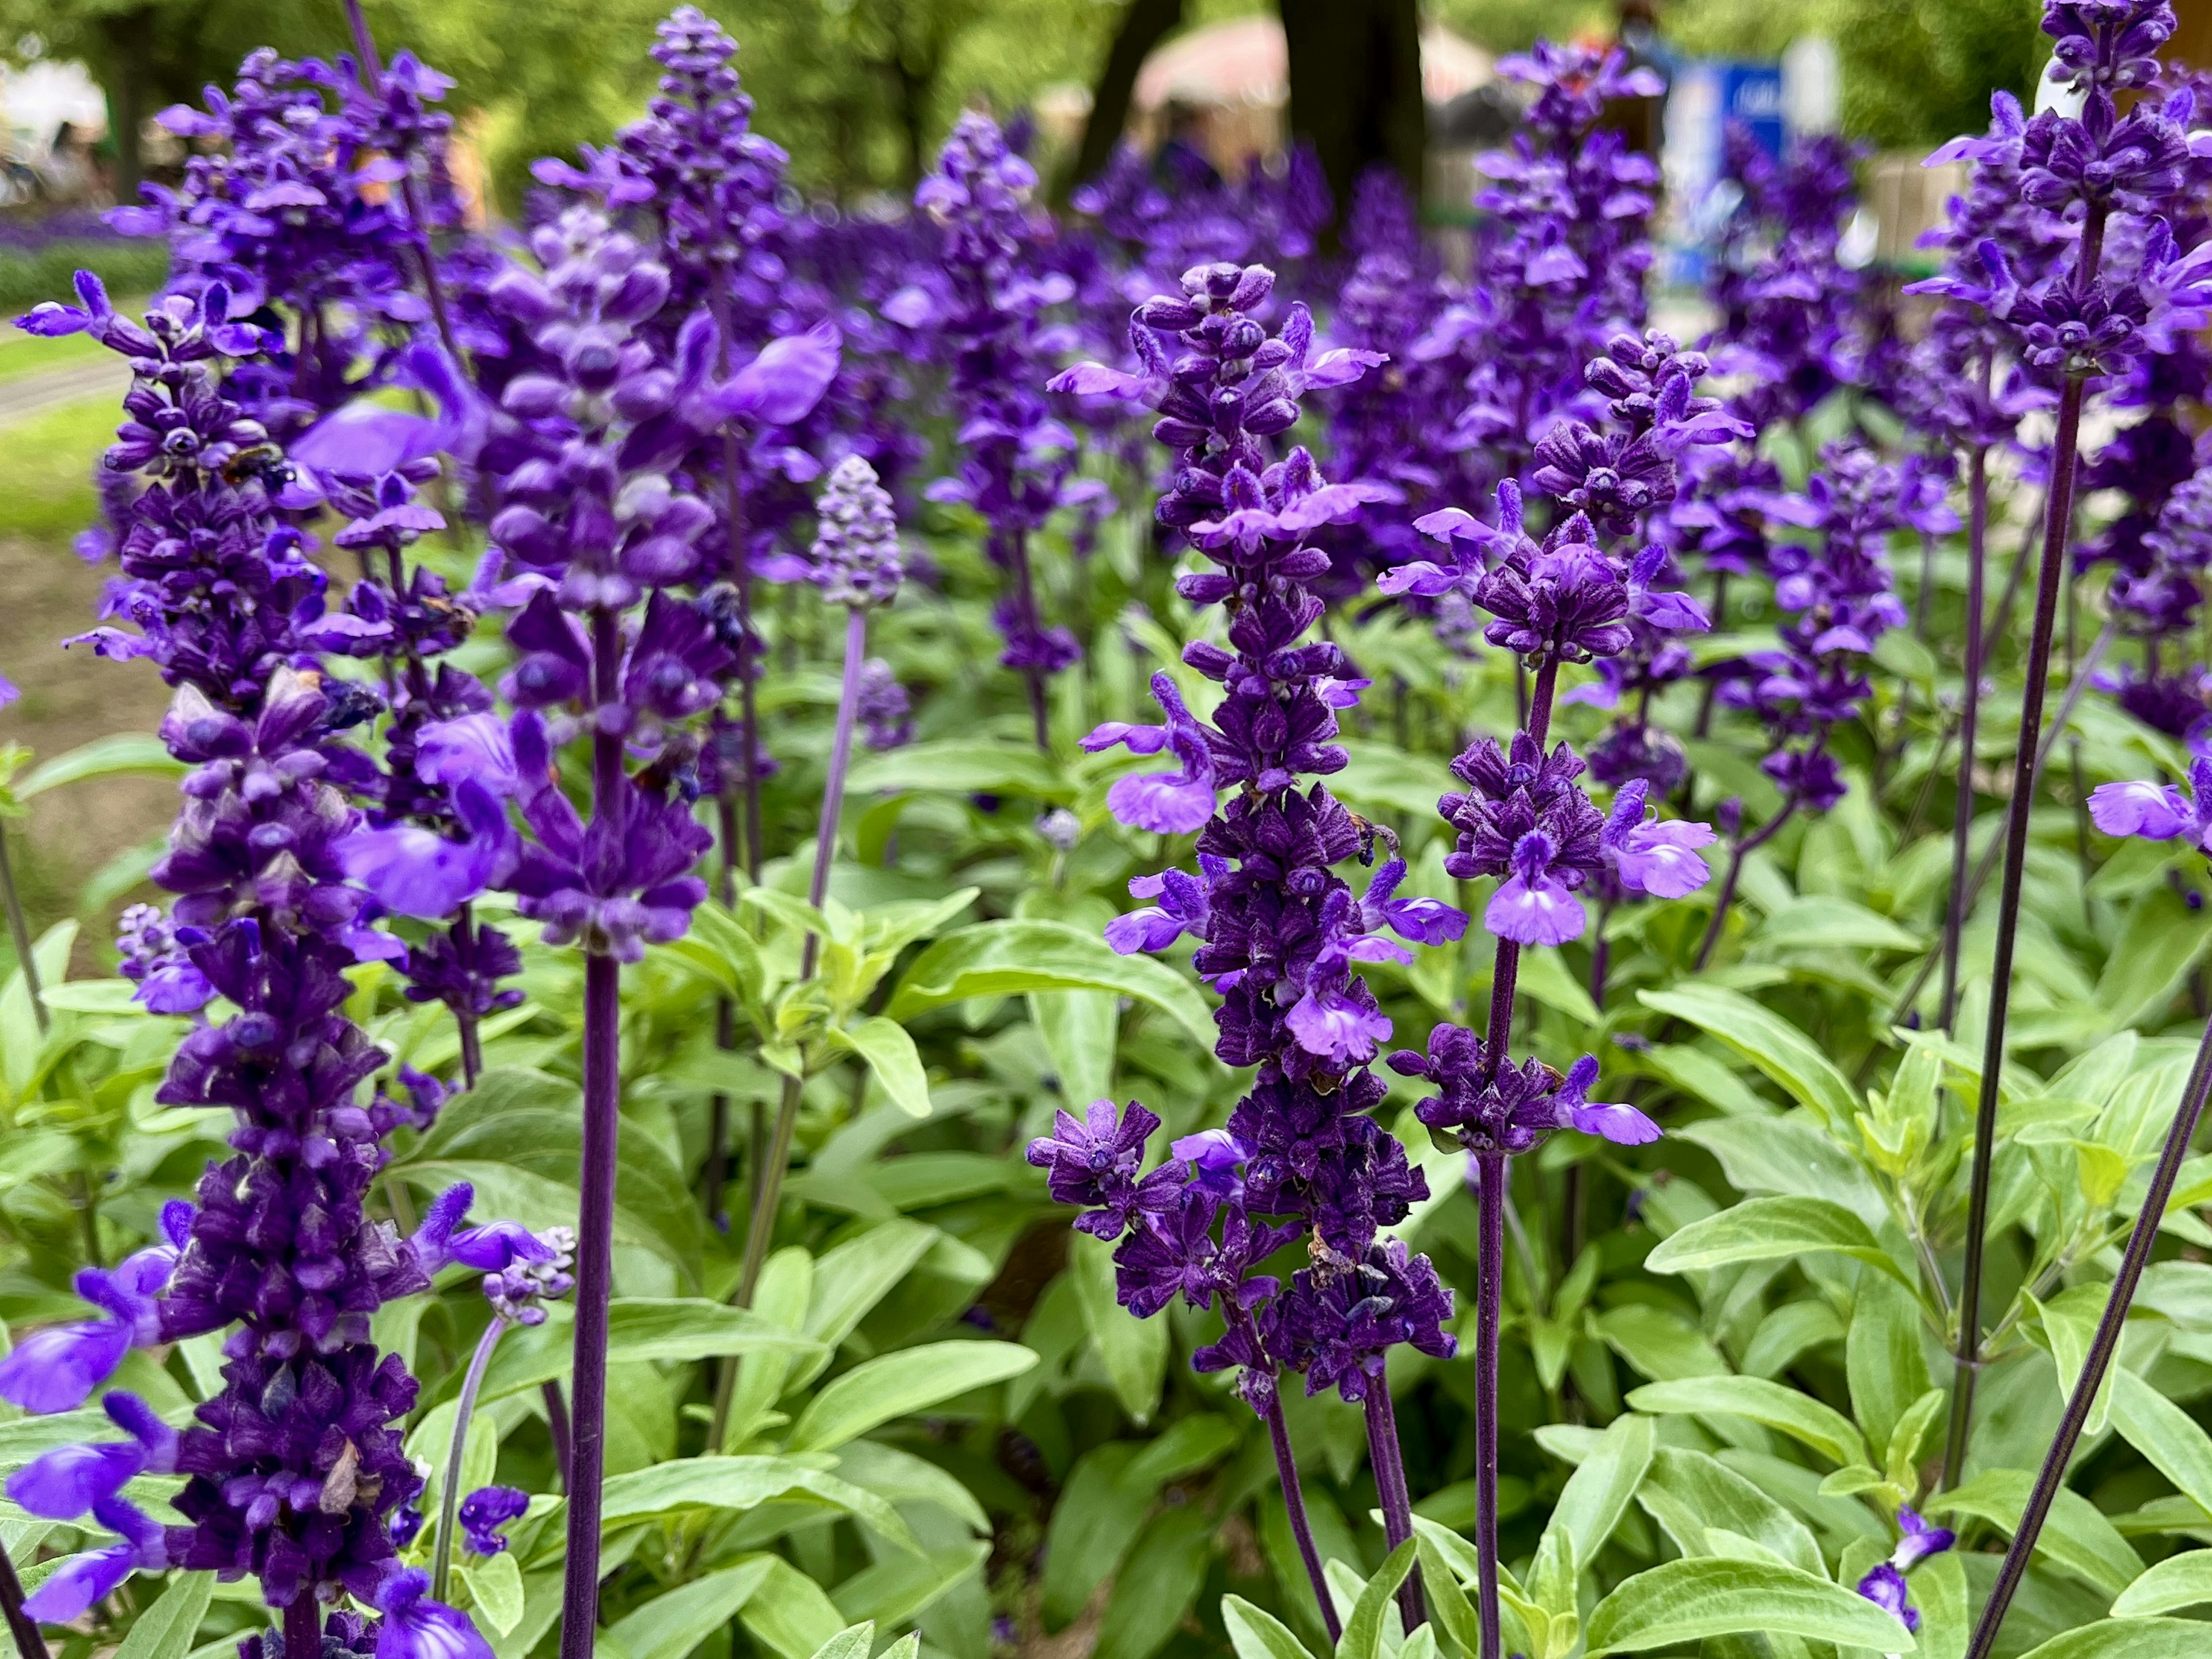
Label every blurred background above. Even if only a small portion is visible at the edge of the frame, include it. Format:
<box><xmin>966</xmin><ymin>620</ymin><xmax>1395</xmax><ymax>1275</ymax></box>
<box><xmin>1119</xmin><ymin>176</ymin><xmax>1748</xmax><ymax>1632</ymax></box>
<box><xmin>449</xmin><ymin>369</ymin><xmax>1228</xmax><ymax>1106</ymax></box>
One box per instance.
<box><xmin>0</xmin><ymin>0</ymin><xmax>2186</xmax><ymax>954</ymax></box>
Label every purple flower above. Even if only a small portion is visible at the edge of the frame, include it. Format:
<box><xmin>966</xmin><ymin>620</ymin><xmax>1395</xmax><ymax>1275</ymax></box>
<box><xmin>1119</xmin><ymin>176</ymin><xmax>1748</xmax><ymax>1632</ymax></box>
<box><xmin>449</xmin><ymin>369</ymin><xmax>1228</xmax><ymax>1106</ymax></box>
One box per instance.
<box><xmin>1269</xmin><ymin>1239</ymin><xmax>1457</xmax><ymax>1403</ymax></box>
<box><xmin>6</xmin><ymin>1393</ymin><xmax>178</xmax><ymax>1518</ymax></box>
<box><xmin>806</xmin><ymin>456</ymin><xmax>903</xmax><ymax>608</ymax></box>
<box><xmin>1024</xmin><ymin>1100</ymin><xmax>1181</xmax><ymax>1238</ymax></box>
<box><xmin>1086</xmin><ymin>673</ymin><xmax>1217</xmax><ymax>835</ymax></box>
<box><xmin>1551</xmin><ymin>1055</ymin><xmax>1661</xmax><ymax>1145</ymax></box>
<box><xmin>1601</xmin><ymin>781</ymin><xmax>1717</xmax><ymax>899</ymax></box>
<box><xmin>2089</xmin><ymin>759</ymin><xmax>2211</xmax><ymax>846</ymax></box>
<box><xmin>1487</xmin><ymin>830</ymin><xmax>1589</xmax><ymax>946</ymax></box>
<box><xmin>1388</xmin><ymin>1030</ymin><xmax>1658</xmax><ymax>1155</ymax></box>
<box><xmin>374</xmin><ymin>1567</ymin><xmax>494</xmax><ymax>1659</ymax></box>
<box><xmin>1892</xmin><ymin>1505</ymin><xmax>1956</xmax><ymax>1571</ymax></box>
<box><xmin>1854</xmin><ymin>1563</ymin><xmax>1919</xmax><ymax>1635</ymax></box>
<box><xmin>458</xmin><ymin>1485</ymin><xmax>531</xmax><ymax>1555</ymax></box>
<box><xmin>1105</xmin><ymin>859</ymin><xmax>1218</xmax><ymax>954</ymax></box>
<box><xmin>335</xmin><ymin>780</ymin><xmax>517</xmax><ymax>920</ymax></box>
<box><xmin>0</xmin><ymin>1232</ymin><xmax>181</xmax><ymax>1413</ymax></box>
<box><xmin>20</xmin><ymin>1497</ymin><xmax>171</xmax><ymax>1622</ymax></box>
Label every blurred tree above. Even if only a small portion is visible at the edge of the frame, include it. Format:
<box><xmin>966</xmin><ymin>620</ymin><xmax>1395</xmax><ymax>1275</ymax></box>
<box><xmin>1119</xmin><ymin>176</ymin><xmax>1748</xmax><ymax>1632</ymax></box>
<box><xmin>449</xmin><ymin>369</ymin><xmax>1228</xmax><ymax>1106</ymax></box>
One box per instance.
<box><xmin>1280</xmin><ymin>0</ymin><xmax>1423</xmax><ymax>229</ymax></box>
<box><xmin>1827</xmin><ymin>0</ymin><xmax>2043</xmax><ymax>150</ymax></box>
<box><xmin>1066</xmin><ymin>0</ymin><xmax>1183</xmax><ymax>193</ymax></box>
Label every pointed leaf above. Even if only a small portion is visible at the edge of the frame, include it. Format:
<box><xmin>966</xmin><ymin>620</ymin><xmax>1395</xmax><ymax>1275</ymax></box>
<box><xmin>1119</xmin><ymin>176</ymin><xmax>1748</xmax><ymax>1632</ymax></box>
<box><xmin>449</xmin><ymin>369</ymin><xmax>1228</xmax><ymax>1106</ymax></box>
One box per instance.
<box><xmin>1584</xmin><ymin>1557</ymin><xmax>1915</xmax><ymax>1654</ymax></box>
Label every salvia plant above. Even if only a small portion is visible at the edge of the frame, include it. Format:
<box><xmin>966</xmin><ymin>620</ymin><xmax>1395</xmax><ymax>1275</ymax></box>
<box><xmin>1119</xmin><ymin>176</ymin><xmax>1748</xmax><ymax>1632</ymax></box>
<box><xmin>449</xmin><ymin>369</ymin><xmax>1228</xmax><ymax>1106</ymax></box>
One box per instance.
<box><xmin>13</xmin><ymin>6</ymin><xmax>2212</xmax><ymax>1659</ymax></box>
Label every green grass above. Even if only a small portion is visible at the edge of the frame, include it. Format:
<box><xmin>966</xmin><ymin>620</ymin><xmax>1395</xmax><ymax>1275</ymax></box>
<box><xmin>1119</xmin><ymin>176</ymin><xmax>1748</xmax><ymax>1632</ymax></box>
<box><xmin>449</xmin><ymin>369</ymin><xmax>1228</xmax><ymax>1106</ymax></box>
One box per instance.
<box><xmin>1</xmin><ymin>395</ymin><xmax>113</xmax><ymax>542</ymax></box>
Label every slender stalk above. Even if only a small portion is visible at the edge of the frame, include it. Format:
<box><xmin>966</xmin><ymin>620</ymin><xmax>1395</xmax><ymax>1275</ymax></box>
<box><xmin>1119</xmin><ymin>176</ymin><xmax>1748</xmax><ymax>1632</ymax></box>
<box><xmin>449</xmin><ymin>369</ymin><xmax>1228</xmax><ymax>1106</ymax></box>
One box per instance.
<box><xmin>0</xmin><ymin>1535</ymin><xmax>48</xmax><ymax>1659</ymax></box>
<box><xmin>1946</xmin><ymin>210</ymin><xmax>2102</xmax><ymax>1486</ymax></box>
<box><xmin>1694</xmin><ymin>794</ymin><xmax>1802</xmax><ymax>972</ymax></box>
<box><xmin>711</xmin><ymin>607</ymin><xmax>869</xmax><ymax>1449</ymax></box>
<box><xmin>1006</xmin><ymin>527</ymin><xmax>1052</xmax><ymax>749</ymax></box>
<box><xmin>1940</xmin><ymin>446</ymin><xmax>1990</xmax><ymax>1031</ymax></box>
<box><xmin>454</xmin><ymin>903</ymin><xmax>482</xmax><ymax>1088</ymax></box>
<box><xmin>1363</xmin><ymin>1382</ymin><xmax>1426</xmax><ymax>1631</ymax></box>
<box><xmin>434</xmin><ymin>1316</ymin><xmax>509</xmax><ymax>1602</ymax></box>
<box><xmin>0</xmin><ymin>824</ymin><xmax>47</xmax><ymax>1036</ymax></box>
<box><xmin>282</xmin><ymin>1593</ymin><xmax>320</xmax><ymax>1659</ymax></box>
<box><xmin>558</xmin><ymin>611</ymin><xmax>628</xmax><ymax>1659</ymax></box>
<box><xmin>1473</xmin><ymin>1151</ymin><xmax>1508</xmax><ymax>1659</ymax></box>
<box><xmin>1964</xmin><ymin>1012</ymin><xmax>2212</xmax><ymax>1658</ymax></box>
<box><xmin>1232</xmin><ymin>1296</ymin><xmax>1339</xmax><ymax>1643</ymax></box>
<box><xmin>542</xmin><ymin>1380</ymin><xmax>571</xmax><ymax>1492</ymax></box>
<box><xmin>1880</xmin><ymin>619</ymin><xmax>2118</xmax><ymax>1036</ymax></box>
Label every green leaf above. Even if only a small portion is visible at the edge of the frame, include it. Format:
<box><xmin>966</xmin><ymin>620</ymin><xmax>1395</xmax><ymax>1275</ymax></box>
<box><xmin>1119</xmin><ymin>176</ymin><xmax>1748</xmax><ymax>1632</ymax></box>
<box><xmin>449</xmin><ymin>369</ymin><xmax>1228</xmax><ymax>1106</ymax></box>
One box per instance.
<box><xmin>827</xmin><ymin>1016</ymin><xmax>932</xmax><ymax>1117</ymax></box>
<box><xmin>1635</xmin><ymin>1449</ymin><xmax>1825</xmax><ymax>1579</ymax></box>
<box><xmin>1589</xmin><ymin>1306</ymin><xmax>1729</xmax><ymax>1382</ymax></box>
<box><xmin>1414</xmin><ymin>1536</ymin><xmax>1483</xmax><ymax>1659</ymax></box>
<box><xmin>112</xmin><ymin>1573</ymin><xmax>217</xmax><ymax>1659</ymax></box>
<box><xmin>1096</xmin><ymin>1504</ymin><xmax>1217</xmax><ymax>1659</ymax></box>
<box><xmin>2111</xmin><ymin>1368</ymin><xmax>2212</xmax><ymax>1519</ymax></box>
<box><xmin>848</xmin><ymin>740</ymin><xmax>1073</xmax><ymax>801</ymax></box>
<box><xmin>887</xmin><ymin>919</ymin><xmax>1213</xmax><ymax>1048</ymax></box>
<box><xmin>596</xmin><ymin>1457</ymin><xmax>916</xmax><ymax>1552</ymax></box>
<box><xmin>1029</xmin><ymin>990</ymin><xmax>1118</xmax><ymax>1109</ymax></box>
<box><xmin>739</xmin><ymin>1558</ymin><xmax>849</xmax><ymax>1659</ymax></box>
<box><xmin>2017</xmin><ymin>1620</ymin><xmax>2212</xmax><ymax>1659</ymax></box>
<box><xmin>1335</xmin><ymin>1539</ymin><xmax>1416</xmax><ymax>1659</ymax></box>
<box><xmin>1041</xmin><ymin>1445</ymin><xmax>1149</xmax><ymax>1629</ymax></box>
<box><xmin>1849</xmin><ymin>1269</ymin><xmax>1933</xmax><ymax>1463</ymax></box>
<box><xmin>463</xmin><ymin>1551</ymin><xmax>528</xmax><ymax>1639</ymax></box>
<box><xmin>1756</xmin><ymin>895</ymin><xmax>1922</xmax><ymax>952</ymax></box>
<box><xmin>1547</xmin><ymin>1414</ymin><xmax>1654</xmax><ymax>1573</ymax></box>
<box><xmin>1222</xmin><ymin>1596</ymin><xmax>1319</xmax><ymax>1659</ymax></box>
<box><xmin>828</xmin><ymin>1441</ymin><xmax>989</xmax><ymax>1534</ymax></box>
<box><xmin>465</xmin><ymin>1300</ymin><xmax>820</xmax><ymax>1406</ymax></box>
<box><xmin>1582</xmin><ymin>1557</ymin><xmax>1916</xmax><ymax>1654</ymax></box>
<box><xmin>789</xmin><ymin>1220</ymin><xmax>939</xmax><ymax>1391</ymax></box>
<box><xmin>1637</xmin><ymin>987</ymin><xmax>1857</xmax><ymax>1127</ymax></box>
<box><xmin>2096</xmin><ymin>886</ymin><xmax>2212</xmax><ymax>1031</ymax></box>
<box><xmin>17</xmin><ymin>734</ymin><xmax>184</xmax><ymax>798</ymax></box>
<box><xmin>785</xmin><ymin>1340</ymin><xmax>1037</xmax><ymax>1452</ymax></box>
<box><xmin>1071</xmin><ymin>1229</ymin><xmax>1168</xmax><ymax>1424</ymax></box>
<box><xmin>1645</xmin><ymin>1197</ymin><xmax>1908</xmax><ymax>1286</ymax></box>
<box><xmin>2113</xmin><ymin>1550</ymin><xmax>2212</xmax><ymax>1617</ymax></box>
<box><xmin>801</xmin><ymin>1624</ymin><xmax>875</xmax><ymax>1659</ymax></box>
<box><xmin>1931</xmin><ymin>1470</ymin><xmax>2142</xmax><ymax>1596</ymax></box>
<box><xmin>1626</xmin><ymin>1377</ymin><xmax>1869</xmax><ymax>1468</ymax></box>
<box><xmin>831</xmin><ymin>1542</ymin><xmax>989</xmax><ymax>1627</ymax></box>
<box><xmin>1515</xmin><ymin>946</ymin><xmax>1601</xmax><ymax>1026</ymax></box>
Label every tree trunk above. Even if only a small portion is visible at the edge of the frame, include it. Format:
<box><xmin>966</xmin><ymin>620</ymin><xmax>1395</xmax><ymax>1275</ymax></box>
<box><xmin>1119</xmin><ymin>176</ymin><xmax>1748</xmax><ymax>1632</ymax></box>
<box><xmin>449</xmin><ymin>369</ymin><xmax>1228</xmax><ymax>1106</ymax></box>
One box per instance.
<box><xmin>1279</xmin><ymin>0</ymin><xmax>1424</xmax><ymax>240</ymax></box>
<box><xmin>1063</xmin><ymin>0</ymin><xmax>1184</xmax><ymax>196</ymax></box>
<box><xmin>100</xmin><ymin>8</ymin><xmax>157</xmax><ymax>204</ymax></box>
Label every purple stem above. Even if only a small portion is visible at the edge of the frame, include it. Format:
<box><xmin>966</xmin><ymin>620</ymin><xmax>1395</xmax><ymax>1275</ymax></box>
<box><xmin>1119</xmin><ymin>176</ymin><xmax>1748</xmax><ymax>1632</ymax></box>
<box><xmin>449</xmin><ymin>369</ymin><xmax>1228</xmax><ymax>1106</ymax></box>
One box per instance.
<box><xmin>1964</xmin><ymin>1009</ymin><xmax>2212</xmax><ymax>1658</ymax></box>
<box><xmin>0</xmin><ymin>1536</ymin><xmax>48</xmax><ymax>1659</ymax></box>
<box><xmin>1232</xmin><ymin>1301</ymin><xmax>1339</xmax><ymax>1643</ymax></box>
<box><xmin>1694</xmin><ymin>790</ymin><xmax>1804</xmax><ymax>973</ymax></box>
<box><xmin>1940</xmin><ymin>446</ymin><xmax>1990</xmax><ymax>1032</ymax></box>
<box><xmin>558</xmin><ymin>612</ymin><xmax>628</xmax><ymax>1659</ymax></box>
<box><xmin>454</xmin><ymin>902</ymin><xmax>482</xmax><ymax>1088</ymax></box>
<box><xmin>1003</xmin><ymin>526</ymin><xmax>1052</xmax><ymax>750</ymax></box>
<box><xmin>713</xmin><ymin>606</ymin><xmax>870</xmax><ymax>1449</ymax></box>
<box><xmin>433</xmin><ymin>1315</ymin><xmax>509</xmax><ymax>1601</ymax></box>
<box><xmin>1363</xmin><ymin>1382</ymin><xmax>1427</xmax><ymax>1631</ymax></box>
<box><xmin>283</xmin><ymin>1592</ymin><xmax>320</xmax><ymax>1659</ymax></box>
<box><xmin>1946</xmin><ymin>205</ymin><xmax>2106</xmax><ymax>1491</ymax></box>
<box><xmin>1474</xmin><ymin>1150</ymin><xmax>1508</xmax><ymax>1659</ymax></box>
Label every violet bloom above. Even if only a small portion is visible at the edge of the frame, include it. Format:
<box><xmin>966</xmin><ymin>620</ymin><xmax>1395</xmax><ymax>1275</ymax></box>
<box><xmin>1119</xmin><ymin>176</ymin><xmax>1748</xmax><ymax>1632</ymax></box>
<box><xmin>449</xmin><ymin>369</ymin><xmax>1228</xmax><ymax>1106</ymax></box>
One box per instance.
<box><xmin>0</xmin><ymin>1208</ymin><xmax>187</xmax><ymax>1412</ymax></box>
<box><xmin>6</xmin><ymin>1392</ymin><xmax>177</xmax><ymax>1518</ymax></box>
<box><xmin>375</xmin><ymin>1569</ymin><xmax>494</xmax><ymax>1659</ymax></box>
<box><xmin>2089</xmin><ymin>756</ymin><xmax>2212</xmax><ymax>849</ymax></box>
<box><xmin>1441</xmin><ymin>733</ymin><xmax>1606</xmax><ymax>946</ymax></box>
<box><xmin>1268</xmin><ymin>1238</ymin><xmax>1457</xmax><ymax>1403</ymax></box>
<box><xmin>1083</xmin><ymin>672</ymin><xmax>1217</xmax><ymax>835</ymax></box>
<box><xmin>115</xmin><ymin>903</ymin><xmax>215</xmax><ymax>1014</ymax></box>
<box><xmin>1601</xmin><ymin>781</ymin><xmax>1717</xmax><ymax>899</ymax></box>
<box><xmin>20</xmin><ymin>1497</ymin><xmax>172</xmax><ymax>1622</ymax></box>
<box><xmin>457</xmin><ymin>1487</ymin><xmax>531</xmax><ymax>1555</ymax></box>
<box><xmin>1024</xmin><ymin>1100</ymin><xmax>1182</xmax><ymax>1238</ymax></box>
<box><xmin>855</xmin><ymin>660</ymin><xmax>913</xmax><ymax>751</ymax></box>
<box><xmin>1387</xmin><ymin>1031</ymin><xmax>1659</xmax><ymax>1156</ymax></box>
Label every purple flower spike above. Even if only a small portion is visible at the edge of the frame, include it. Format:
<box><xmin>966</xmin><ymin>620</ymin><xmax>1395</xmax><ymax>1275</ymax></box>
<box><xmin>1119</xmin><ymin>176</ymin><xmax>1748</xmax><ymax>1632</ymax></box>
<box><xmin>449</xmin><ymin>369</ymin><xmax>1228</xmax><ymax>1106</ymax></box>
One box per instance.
<box><xmin>1090</xmin><ymin>674</ymin><xmax>1217</xmax><ymax>835</ymax></box>
<box><xmin>1601</xmin><ymin>781</ymin><xmax>1718</xmax><ymax>898</ymax></box>
<box><xmin>458</xmin><ymin>1485</ymin><xmax>532</xmax><ymax>1555</ymax></box>
<box><xmin>374</xmin><ymin>1567</ymin><xmax>495</xmax><ymax>1659</ymax></box>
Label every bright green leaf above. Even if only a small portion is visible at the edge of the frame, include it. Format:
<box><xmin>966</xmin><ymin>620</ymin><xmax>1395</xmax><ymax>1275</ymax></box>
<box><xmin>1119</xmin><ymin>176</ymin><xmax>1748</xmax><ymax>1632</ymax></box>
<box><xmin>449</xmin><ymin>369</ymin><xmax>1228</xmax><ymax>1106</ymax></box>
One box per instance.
<box><xmin>1626</xmin><ymin>1377</ymin><xmax>1869</xmax><ymax>1468</ymax></box>
<box><xmin>1583</xmin><ymin>1556</ymin><xmax>1915</xmax><ymax>1654</ymax></box>
<box><xmin>785</xmin><ymin>1341</ymin><xmax>1037</xmax><ymax>1452</ymax></box>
